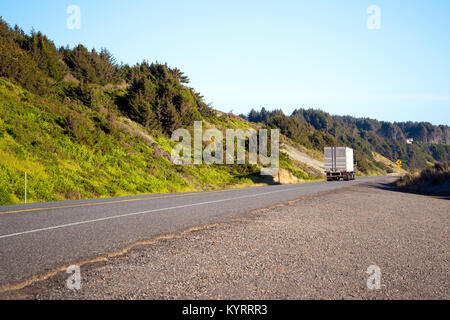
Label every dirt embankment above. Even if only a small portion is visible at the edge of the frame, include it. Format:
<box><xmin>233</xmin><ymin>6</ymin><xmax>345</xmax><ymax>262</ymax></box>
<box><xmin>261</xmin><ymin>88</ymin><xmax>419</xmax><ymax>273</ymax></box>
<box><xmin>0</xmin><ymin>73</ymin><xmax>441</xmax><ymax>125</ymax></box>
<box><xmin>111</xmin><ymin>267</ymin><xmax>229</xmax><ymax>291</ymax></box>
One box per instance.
<box><xmin>281</xmin><ymin>143</ymin><xmax>325</xmax><ymax>175</ymax></box>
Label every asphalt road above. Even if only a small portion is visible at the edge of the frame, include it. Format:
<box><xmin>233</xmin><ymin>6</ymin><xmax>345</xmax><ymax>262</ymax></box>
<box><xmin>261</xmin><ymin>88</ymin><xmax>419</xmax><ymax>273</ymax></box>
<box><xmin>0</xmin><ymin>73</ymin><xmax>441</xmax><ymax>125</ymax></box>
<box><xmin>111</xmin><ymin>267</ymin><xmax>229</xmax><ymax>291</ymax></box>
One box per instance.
<box><xmin>0</xmin><ymin>177</ymin><xmax>386</xmax><ymax>289</ymax></box>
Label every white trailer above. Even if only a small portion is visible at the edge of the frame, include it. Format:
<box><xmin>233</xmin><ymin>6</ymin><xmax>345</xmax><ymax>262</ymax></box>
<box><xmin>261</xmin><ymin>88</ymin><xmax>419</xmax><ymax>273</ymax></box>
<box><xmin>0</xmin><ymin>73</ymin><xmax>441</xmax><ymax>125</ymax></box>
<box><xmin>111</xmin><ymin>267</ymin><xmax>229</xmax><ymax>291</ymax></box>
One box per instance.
<box><xmin>324</xmin><ymin>147</ymin><xmax>355</xmax><ymax>181</ymax></box>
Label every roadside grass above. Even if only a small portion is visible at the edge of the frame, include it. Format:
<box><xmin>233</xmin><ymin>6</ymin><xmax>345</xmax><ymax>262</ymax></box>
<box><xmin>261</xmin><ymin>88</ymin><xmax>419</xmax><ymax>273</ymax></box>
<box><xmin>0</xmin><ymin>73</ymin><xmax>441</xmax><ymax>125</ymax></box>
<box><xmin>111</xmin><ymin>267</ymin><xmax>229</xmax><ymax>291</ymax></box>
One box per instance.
<box><xmin>394</xmin><ymin>162</ymin><xmax>450</xmax><ymax>196</ymax></box>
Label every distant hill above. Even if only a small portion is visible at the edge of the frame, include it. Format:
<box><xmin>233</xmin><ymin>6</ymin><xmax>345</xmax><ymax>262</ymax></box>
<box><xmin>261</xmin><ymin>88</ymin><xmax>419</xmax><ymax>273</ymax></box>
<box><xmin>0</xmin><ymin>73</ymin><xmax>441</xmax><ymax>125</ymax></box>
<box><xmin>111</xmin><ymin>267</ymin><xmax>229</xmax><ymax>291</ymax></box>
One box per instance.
<box><xmin>244</xmin><ymin>108</ymin><xmax>449</xmax><ymax>171</ymax></box>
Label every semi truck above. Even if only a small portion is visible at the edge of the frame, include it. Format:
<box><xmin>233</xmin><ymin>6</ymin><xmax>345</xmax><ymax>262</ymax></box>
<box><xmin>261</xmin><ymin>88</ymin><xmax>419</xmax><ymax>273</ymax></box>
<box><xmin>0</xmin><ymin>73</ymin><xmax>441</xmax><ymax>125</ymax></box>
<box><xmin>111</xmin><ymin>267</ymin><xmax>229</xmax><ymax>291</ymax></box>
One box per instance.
<box><xmin>324</xmin><ymin>147</ymin><xmax>356</xmax><ymax>181</ymax></box>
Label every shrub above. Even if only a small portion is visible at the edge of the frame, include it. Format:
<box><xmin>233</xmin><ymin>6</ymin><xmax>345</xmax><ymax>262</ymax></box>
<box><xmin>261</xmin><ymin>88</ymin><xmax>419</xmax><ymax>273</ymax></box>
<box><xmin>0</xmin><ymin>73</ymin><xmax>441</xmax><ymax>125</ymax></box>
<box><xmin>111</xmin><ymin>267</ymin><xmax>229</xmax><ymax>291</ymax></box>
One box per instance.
<box><xmin>395</xmin><ymin>162</ymin><xmax>450</xmax><ymax>189</ymax></box>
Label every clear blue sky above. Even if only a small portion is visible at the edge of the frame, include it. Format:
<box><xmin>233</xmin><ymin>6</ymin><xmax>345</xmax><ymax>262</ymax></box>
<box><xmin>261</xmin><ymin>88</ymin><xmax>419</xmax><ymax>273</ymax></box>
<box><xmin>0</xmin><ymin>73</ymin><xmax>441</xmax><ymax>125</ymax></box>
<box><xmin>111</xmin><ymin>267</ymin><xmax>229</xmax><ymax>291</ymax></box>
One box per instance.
<box><xmin>1</xmin><ymin>0</ymin><xmax>449</xmax><ymax>125</ymax></box>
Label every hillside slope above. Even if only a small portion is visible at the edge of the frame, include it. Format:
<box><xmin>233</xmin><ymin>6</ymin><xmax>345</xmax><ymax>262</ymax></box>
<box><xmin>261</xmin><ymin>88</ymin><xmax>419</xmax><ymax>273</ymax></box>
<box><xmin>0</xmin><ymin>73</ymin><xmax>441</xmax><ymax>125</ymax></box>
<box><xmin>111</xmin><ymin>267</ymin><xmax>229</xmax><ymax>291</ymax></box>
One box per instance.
<box><xmin>245</xmin><ymin>108</ymin><xmax>449</xmax><ymax>171</ymax></box>
<box><xmin>0</xmin><ymin>78</ymin><xmax>323</xmax><ymax>205</ymax></box>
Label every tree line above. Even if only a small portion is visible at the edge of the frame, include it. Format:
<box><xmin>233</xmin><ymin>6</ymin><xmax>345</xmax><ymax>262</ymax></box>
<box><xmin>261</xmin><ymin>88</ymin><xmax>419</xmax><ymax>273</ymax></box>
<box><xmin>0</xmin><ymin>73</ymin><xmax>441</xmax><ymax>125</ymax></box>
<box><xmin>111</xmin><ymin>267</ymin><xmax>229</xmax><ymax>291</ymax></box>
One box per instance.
<box><xmin>0</xmin><ymin>17</ymin><xmax>214</xmax><ymax>135</ymax></box>
<box><xmin>244</xmin><ymin>108</ymin><xmax>449</xmax><ymax>170</ymax></box>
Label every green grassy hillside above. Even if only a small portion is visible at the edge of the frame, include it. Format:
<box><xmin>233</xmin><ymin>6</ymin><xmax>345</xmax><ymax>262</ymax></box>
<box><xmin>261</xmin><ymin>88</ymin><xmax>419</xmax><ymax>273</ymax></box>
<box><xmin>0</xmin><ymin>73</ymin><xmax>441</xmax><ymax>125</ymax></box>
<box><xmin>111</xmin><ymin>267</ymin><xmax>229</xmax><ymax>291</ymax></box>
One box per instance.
<box><xmin>0</xmin><ymin>78</ymin><xmax>320</xmax><ymax>205</ymax></box>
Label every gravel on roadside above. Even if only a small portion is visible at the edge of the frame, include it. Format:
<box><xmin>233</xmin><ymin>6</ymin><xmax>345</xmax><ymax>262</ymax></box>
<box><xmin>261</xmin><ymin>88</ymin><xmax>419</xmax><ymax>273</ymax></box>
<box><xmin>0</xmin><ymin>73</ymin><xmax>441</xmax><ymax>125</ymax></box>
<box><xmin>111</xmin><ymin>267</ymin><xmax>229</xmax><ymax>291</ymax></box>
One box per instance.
<box><xmin>1</xmin><ymin>180</ymin><xmax>449</xmax><ymax>300</ymax></box>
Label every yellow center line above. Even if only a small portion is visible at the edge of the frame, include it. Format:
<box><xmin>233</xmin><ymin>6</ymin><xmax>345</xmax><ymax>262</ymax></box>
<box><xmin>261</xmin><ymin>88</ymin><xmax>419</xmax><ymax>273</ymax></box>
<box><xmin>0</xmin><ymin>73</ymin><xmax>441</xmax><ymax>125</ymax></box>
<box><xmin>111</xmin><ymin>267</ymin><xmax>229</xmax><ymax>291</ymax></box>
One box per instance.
<box><xmin>0</xmin><ymin>187</ymin><xmax>250</xmax><ymax>215</ymax></box>
<box><xmin>0</xmin><ymin>193</ymin><xmax>199</xmax><ymax>215</ymax></box>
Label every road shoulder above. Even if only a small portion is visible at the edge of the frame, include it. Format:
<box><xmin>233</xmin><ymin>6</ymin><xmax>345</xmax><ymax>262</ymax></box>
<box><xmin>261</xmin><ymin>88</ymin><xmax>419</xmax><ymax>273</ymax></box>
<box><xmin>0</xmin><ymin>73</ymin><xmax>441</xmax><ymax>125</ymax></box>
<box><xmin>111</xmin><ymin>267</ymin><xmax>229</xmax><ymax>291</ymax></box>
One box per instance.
<box><xmin>1</xmin><ymin>180</ymin><xmax>448</xmax><ymax>299</ymax></box>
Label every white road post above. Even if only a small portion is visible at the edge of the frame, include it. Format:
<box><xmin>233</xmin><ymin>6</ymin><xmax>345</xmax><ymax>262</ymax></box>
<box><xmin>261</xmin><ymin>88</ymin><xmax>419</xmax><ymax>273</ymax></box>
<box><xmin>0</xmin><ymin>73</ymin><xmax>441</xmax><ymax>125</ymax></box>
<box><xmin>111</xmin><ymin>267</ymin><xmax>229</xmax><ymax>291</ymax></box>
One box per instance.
<box><xmin>24</xmin><ymin>171</ymin><xmax>27</xmax><ymax>204</ymax></box>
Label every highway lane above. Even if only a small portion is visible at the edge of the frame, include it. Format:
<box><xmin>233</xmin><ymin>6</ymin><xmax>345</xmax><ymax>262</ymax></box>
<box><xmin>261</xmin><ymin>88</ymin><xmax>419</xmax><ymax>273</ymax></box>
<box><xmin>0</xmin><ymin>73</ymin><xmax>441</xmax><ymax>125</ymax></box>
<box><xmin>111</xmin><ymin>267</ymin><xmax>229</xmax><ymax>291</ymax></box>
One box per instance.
<box><xmin>0</xmin><ymin>177</ymin><xmax>387</xmax><ymax>288</ymax></box>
